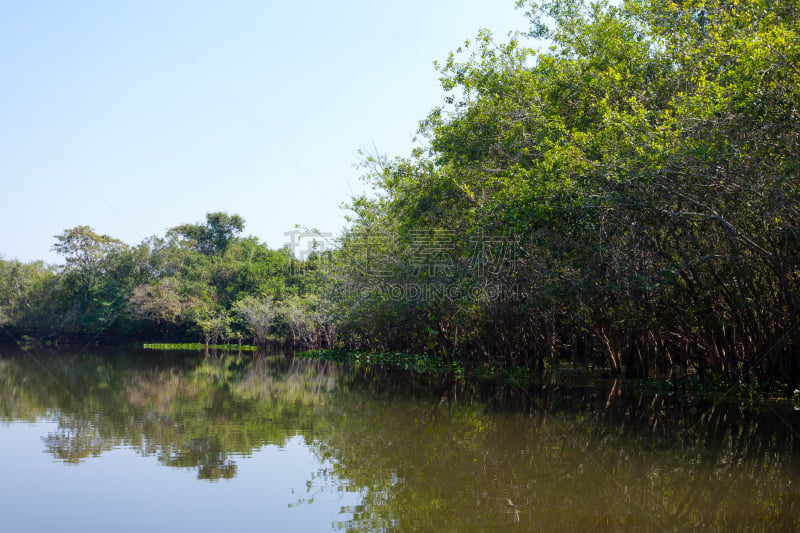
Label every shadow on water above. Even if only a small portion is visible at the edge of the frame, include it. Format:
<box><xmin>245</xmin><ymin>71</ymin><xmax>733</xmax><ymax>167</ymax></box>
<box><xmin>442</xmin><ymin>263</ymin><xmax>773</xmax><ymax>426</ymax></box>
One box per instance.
<box><xmin>1</xmin><ymin>346</ymin><xmax>799</xmax><ymax>531</ymax></box>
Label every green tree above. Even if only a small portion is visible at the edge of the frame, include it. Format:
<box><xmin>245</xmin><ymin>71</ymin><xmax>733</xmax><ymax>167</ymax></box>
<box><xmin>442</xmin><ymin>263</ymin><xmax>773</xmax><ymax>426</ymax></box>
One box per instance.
<box><xmin>50</xmin><ymin>226</ymin><xmax>136</xmax><ymax>337</ymax></box>
<box><xmin>52</xmin><ymin>226</ymin><xmax>128</xmax><ymax>275</ymax></box>
<box><xmin>0</xmin><ymin>258</ymin><xmax>57</xmax><ymax>333</ymax></box>
<box><xmin>167</xmin><ymin>212</ymin><xmax>245</xmax><ymax>256</ymax></box>
<box><xmin>232</xmin><ymin>295</ymin><xmax>274</xmax><ymax>345</ymax></box>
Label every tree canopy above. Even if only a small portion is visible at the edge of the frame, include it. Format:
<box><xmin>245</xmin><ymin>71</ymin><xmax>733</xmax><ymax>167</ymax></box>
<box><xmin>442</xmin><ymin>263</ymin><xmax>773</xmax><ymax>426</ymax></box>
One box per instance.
<box><xmin>333</xmin><ymin>0</ymin><xmax>800</xmax><ymax>381</ymax></box>
<box><xmin>167</xmin><ymin>212</ymin><xmax>245</xmax><ymax>256</ymax></box>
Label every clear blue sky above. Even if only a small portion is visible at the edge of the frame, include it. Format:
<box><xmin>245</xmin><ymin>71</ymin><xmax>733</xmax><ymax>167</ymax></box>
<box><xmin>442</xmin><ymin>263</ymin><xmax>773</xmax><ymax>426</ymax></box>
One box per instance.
<box><xmin>1</xmin><ymin>0</ymin><xmax>531</xmax><ymax>264</ymax></box>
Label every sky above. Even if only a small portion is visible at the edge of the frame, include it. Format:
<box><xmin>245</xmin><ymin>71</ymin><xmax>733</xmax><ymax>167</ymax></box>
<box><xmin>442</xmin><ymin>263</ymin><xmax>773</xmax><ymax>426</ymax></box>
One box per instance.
<box><xmin>0</xmin><ymin>0</ymin><xmax>531</xmax><ymax>264</ymax></box>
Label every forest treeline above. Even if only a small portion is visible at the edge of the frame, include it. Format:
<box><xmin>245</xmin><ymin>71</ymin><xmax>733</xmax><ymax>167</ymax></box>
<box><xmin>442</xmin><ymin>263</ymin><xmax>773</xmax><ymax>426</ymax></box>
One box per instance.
<box><xmin>2</xmin><ymin>0</ymin><xmax>799</xmax><ymax>382</ymax></box>
<box><xmin>0</xmin><ymin>212</ymin><xmax>335</xmax><ymax>348</ymax></box>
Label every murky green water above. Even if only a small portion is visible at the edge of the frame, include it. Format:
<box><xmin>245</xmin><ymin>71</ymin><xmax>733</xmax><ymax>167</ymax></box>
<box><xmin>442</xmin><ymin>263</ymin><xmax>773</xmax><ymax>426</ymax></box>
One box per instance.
<box><xmin>1</xmin><ymin>347</ymin><xmax>799</xmax><ymax>531</ymax></box>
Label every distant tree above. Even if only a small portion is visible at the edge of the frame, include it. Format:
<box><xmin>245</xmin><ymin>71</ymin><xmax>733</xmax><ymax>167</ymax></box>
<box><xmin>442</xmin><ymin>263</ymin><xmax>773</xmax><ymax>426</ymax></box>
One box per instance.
<box><xmin>52</xmin><ymin>226</ymin><xmax>128</xmax><ymax>276</ymax></box>
<box><xmin>50</xmin><ymin>226</ymin><xmax>135</xmax><ymax>336</ymax></box>
<box><xmin>232</xmin><ymin>295</ymin><xmax>274</xmax><ymax>345</ymax></box>
<box><xmin>197</xmin><ymin>312</ymin><xmax>232</xmax><ymax>348</ymax></box>
<box><xmin>128</xmin><ymin>278</ymin><xmax>184</xmax><ymax>325</ymax></box>
<box><xmin>168</xmin><ymin>212</ymin><xmax>245</xmax><ymax>256</ymax></box>
<box><xmin>0</xmin><ymin>258</ymin><xmax>59</xmax><ymax>334</ymax></box>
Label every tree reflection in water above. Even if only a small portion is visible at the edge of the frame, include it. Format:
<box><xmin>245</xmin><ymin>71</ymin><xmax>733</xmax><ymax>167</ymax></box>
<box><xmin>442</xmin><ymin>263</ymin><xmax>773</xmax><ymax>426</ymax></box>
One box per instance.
<box><xmin>1</xmin><ymin>348</ymin><xmax>335</xmax><ymax>479</ymax></box>
<box><xmin>1</xmin><ymin>348</ymin><xmax>799</xmax><ymax>531</ymax></box>
<box><xmin>318</xmin><ymin>368</ymin><xmax>800</xmax><ymax>531</ymax></box>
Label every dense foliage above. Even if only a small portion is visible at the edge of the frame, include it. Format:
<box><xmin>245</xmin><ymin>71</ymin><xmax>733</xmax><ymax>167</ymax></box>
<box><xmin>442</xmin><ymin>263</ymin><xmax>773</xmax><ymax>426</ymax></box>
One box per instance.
<box><xmin>2</xmin><ymin>0</ymin><xmax>799</xmax><ymax>383</ymax></box>
<box><xmin>0</xmin><ymin>213</ymin><xmax>334</xmax><ymax>348</ymax></box>
<box><xmin>333</xmin><ymin>0</ymin><xmax>800</xmax><ymax>382</ymax></box>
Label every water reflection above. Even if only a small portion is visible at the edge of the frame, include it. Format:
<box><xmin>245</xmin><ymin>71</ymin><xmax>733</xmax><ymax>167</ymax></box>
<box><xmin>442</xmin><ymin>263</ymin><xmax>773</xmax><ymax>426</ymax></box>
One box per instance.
<box><xmin>324</xmin><ymin>368</ymin><xmax>800</xmax><ymax>531</ymax></box>
<box><xmin>0</xmin><ymin>349</ymin><xmax>336</xmax><ymax>479</ymax></box>
<box><xmin>1</xmin><ymin>348</ymin><xmax>800</xmax><ymax>531</ymax></box>
<box><xmin>326</xmin><ymin>368</ymin><xmax>800</xmax><ymax>531</ymax></box>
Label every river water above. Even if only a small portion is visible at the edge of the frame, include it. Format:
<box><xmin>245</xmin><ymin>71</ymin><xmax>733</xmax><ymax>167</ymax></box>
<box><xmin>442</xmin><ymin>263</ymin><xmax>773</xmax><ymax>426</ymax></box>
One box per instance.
<box><xmin>1</xmin><ymin>346</ymin><xmax>799</xmax><ymax>531</ymax></box>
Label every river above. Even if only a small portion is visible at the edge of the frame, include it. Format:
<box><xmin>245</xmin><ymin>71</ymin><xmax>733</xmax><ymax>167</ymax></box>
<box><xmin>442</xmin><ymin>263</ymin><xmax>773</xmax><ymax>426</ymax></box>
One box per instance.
<box><xmin>1</xmin><ymin>346</ymin><xmax>798</xmax><ymax>531</ymax></box>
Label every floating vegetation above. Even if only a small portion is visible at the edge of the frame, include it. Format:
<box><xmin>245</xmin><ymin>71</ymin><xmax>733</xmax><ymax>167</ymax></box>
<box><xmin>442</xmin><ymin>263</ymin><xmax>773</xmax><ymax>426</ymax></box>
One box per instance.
<box><xmin>627</xmin><ymin>374</ymin><xmax>800</xmax><ymax>404</ymax></box>
<box><xmin>298</xmin><ymin>349</ymin><xmax>449</xmax><ymax>373</ymax></box>
<box><xmin>142</xmin><ymin>342</ymin><xmax>257</xmax><ymax>351</ymax></box>
<box><xmin>297</xmin><ymin>349</ymin><xmax>539</xmax><ymax>385</ymax></box>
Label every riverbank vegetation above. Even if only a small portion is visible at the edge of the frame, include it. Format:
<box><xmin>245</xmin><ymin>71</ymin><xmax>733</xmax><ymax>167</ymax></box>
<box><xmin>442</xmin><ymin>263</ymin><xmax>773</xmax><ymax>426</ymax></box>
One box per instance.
<box><xmin>2</xmin><ymin>0</ymin><xmax>799</xmax><ymax>385</ymax></box>
<box><xmin>0</xmin><ymin>212</ymin><xmax>335</xmax><ymax>349</ymax></box>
